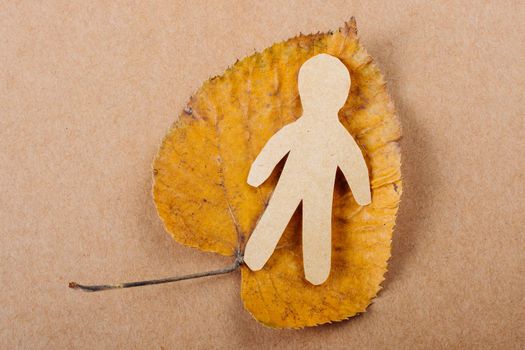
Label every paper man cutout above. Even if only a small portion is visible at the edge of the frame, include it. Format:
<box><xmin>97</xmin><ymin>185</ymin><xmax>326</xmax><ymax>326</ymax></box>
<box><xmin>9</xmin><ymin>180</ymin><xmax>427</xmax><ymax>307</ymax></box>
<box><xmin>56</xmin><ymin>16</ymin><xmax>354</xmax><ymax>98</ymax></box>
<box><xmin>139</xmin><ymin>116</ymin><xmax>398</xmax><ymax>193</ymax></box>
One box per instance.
<box><xmin>243</xmin><ymin>54</ymin><xmax>371</xmax><ymax>285</ymax></box>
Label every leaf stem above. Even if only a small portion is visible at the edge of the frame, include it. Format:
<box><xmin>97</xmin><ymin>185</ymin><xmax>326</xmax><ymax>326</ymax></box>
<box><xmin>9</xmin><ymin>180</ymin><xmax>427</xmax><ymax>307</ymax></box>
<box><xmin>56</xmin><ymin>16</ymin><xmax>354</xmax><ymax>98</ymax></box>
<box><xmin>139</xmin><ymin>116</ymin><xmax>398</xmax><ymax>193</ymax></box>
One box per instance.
<box><xmin>69</xmin><ymin>254</ymin><xmax>243</xmax><ymax>293</ymax></box>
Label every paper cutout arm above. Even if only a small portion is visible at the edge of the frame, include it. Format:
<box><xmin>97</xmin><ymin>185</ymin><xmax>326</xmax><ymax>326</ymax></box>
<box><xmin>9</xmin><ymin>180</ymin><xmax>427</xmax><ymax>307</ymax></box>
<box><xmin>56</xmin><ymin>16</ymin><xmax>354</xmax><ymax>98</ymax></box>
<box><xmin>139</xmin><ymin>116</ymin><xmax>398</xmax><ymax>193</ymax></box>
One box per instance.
<box><xmin>247</xmin><ymin>126</ymin><xmax>292</xmax><ymax>187</ymax></box>
<box><xmin>338</xmin><ymin>136</ymin><xmax>371</xmax><ymax>206</ymax></box>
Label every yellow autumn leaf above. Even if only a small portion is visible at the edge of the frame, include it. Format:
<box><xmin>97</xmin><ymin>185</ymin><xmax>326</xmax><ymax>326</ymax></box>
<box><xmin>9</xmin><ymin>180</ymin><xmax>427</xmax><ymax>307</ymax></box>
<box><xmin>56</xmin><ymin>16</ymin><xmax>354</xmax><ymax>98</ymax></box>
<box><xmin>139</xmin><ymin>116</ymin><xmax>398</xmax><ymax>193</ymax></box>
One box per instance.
<box><xmin>152</xmin><ymin>18</ymin><xmax>402</xmax><ymax>328</ymax></box>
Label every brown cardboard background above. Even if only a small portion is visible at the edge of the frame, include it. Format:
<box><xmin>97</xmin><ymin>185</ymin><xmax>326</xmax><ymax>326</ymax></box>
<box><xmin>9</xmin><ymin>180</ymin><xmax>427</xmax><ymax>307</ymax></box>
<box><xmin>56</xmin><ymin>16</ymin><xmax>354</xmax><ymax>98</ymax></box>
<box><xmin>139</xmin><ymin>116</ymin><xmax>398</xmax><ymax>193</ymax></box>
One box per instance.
<box><xmin>1</xmin><ymin>1</ymin><xmax>523</xmax><ymax>348</ymax></box>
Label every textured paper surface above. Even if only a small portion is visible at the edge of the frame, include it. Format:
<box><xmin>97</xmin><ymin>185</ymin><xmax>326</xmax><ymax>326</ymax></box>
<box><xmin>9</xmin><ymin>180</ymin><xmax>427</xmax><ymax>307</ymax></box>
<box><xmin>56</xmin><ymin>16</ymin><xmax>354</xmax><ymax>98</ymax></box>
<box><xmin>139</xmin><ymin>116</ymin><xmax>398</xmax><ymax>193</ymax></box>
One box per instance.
<box><xmin>1</xmin><ymin>1</ymin><xmax>524</xmax><ymax>348</ymax></box>
<box><xmin>244</xmin><ymin>54</ymin><xmax>371</xmax><ymax>285</ymax></box>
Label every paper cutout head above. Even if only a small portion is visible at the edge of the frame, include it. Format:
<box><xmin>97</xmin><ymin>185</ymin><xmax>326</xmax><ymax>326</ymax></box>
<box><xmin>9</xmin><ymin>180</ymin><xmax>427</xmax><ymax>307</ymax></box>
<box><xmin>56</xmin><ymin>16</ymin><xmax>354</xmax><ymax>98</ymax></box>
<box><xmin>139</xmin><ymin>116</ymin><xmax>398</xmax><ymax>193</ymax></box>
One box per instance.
<box><xmin>298</xmin><ymin>53</ymin><xmax>351</xmax><ymax>115</ymax></box>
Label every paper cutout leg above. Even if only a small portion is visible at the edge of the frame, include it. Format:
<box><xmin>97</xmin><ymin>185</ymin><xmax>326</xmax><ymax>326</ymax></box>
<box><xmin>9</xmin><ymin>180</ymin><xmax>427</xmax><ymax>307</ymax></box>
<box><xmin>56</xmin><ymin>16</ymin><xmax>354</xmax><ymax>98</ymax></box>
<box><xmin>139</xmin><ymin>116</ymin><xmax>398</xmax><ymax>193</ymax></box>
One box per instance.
<box><xmin>243</xmin><ymin>181</ymin><xmax>301</xmax><ymax>271</ymax></box>
<box><xmin>302</xmin><ymin>194</ymin><xmax>333</xmax><ymax>285</ymax></box>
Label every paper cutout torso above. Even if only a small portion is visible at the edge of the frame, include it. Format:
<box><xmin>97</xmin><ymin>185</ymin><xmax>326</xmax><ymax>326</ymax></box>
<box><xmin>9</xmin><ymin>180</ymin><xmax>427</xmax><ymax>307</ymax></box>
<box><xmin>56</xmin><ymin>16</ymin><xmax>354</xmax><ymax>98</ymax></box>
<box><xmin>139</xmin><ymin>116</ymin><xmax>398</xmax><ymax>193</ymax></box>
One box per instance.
<box><xmin>243</xmin><ymin>54</ymin><xmax>371</xmax><ymax>285</ymax></box>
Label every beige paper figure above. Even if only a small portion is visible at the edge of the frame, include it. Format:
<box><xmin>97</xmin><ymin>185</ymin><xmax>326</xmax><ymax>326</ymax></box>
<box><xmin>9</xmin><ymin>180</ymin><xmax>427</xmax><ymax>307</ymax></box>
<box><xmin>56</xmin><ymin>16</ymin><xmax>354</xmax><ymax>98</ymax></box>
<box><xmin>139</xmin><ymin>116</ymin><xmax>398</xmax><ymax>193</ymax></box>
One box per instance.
<box><xmin>243</xmin><ymin>54</ymin><xmax>371</xmax><ymax>285</ymax></box>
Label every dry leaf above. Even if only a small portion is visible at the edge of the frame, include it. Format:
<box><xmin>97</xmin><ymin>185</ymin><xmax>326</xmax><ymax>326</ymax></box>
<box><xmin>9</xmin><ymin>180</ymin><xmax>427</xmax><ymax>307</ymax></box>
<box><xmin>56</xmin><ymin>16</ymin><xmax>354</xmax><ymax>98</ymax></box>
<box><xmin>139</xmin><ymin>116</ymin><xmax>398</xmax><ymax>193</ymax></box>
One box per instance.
<box><xmin>152</xmin><ymin>18</ymin><xmax>402</xmax><ymax>328</ymax></box>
